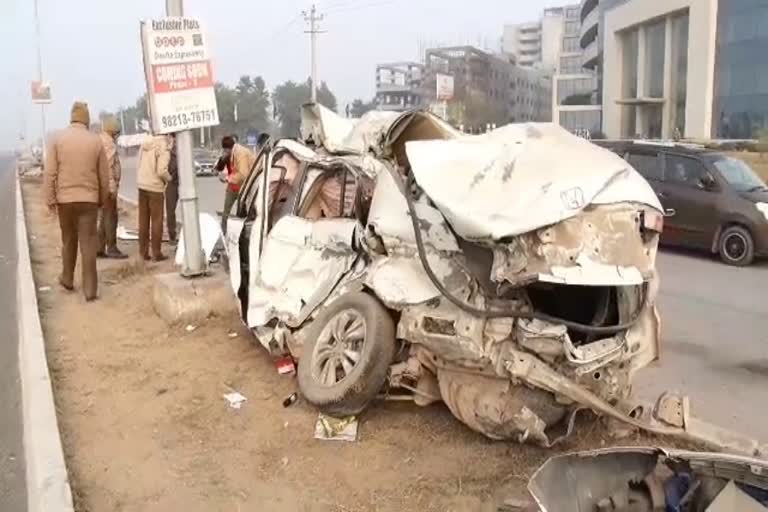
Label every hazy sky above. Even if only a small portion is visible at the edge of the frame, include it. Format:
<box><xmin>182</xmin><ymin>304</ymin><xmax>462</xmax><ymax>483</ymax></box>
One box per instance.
<box><xmin>0</xmin><ymin>0</ymin><xmax>564</xmax><ymax>150</ymax></box>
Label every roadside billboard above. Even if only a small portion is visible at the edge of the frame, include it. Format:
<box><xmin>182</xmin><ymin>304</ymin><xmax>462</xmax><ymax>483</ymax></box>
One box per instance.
<box><xmin>436</xmin><ymin>74</ymin><xmax>454</xmax><ymax>101</ymax></box>
<box><xmin>30</xmin><ymin>81</ymin><xmax>52</xmax><ymax>104</ymax></box>
<box><xmin>140</xmin><ymin>17</ymin><xmax>220</xmax><ymax>134</ymax></box>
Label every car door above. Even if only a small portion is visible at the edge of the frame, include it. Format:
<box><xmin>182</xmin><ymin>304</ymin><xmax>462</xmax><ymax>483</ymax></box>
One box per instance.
<box><xmin>659</xmin><ymin>153</ymin><xmax>720</xmax><ymax>249</ymax></box>
<box><xmin>245</xmin><ymin>165</ymin><xmax>362</xmax><ymax>340</ymax></box>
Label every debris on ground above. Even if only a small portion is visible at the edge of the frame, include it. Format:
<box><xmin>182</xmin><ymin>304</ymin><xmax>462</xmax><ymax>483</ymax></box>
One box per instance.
<box><xmin>314</xmin><ymin>413</ymin><xmax>359</xmax><ymax>442</ymax></box>
<box><xmin>38</xmin><ymin>285</ymin><xmax>51</xmax><ymax>292</ymax></box>
<box><xmin>274</xmin><ymin>356</ymin><xmax>296</xmax><ymax>376</ymax></box>
<box><xmin>223</xmin><ymin>391</ymin><xmax>247</xmax><ymax>410</ymax></box>
<box><xmin>282</xmin><ymin>392</ymin><xmax>298</xmax><ymax>408</ymax></box>
<box><xmin>185</xmin><ymin>324</ymin><xmax>197</xmax><ymax>332</ymax></box>
<box><xmin>528</xmin><ymin>447</ymin><xmax>768</xmax><ymax>512</ymax></box>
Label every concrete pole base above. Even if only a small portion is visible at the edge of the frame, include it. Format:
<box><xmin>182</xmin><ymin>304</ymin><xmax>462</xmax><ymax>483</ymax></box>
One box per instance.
<box><xmin>152</xmin><ymin>270</ymin><xmax>238</xmax><ymax>326</ymax></box>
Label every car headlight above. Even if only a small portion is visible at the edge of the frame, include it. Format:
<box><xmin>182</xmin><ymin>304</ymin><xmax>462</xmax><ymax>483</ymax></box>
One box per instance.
<box><xmin>756</xmin><ymin>202</ymin><xmax>768</xmax><ymax>221</ymax></box>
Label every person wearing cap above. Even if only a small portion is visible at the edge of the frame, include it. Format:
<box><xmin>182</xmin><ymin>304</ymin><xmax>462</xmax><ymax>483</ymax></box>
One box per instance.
<box><xmin>44</xmin><ymin>101</ymin><xmax>110</xmax><ymax>301</ymax></box>
<box><xmin>97</xmin><ymin>116</ymin><xmax>127</xmax><ymax>259</ymax></box>
<box><xmin>136</xmin><ymin>133</ymin><xmax>173</xmax><ymax>261</ymax></box>
<box><xmin>218</xmin><ymin>135</ymin><xmax>256</xmax><ymax>235</ymax></box>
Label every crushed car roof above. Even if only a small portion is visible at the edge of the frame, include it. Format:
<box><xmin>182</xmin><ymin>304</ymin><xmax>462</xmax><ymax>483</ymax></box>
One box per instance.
<box><xmin>301</xmin><ymin>104</ymin><xmax>663</xmax><ymax>240</ymax></box>
<box><xmin>406</xmin><ymin>123</ymin><xmax>663</xmax><ymax>240</ymax></box>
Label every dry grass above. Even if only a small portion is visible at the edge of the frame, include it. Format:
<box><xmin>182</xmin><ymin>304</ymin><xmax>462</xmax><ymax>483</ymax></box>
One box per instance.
<box><xmin>723</xmin><ymin>151</ymin><xmax>768</xmax><ymax>181</ymax></box>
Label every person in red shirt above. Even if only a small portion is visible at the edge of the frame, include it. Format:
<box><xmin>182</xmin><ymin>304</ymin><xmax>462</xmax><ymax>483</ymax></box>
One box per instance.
<box><xmin>217</xmin><ymin>135</ymin><xmax>256</xmax><ymax>234</ymax></box>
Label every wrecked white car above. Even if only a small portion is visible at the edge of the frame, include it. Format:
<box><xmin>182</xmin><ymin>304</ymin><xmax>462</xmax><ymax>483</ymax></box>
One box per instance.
<box><xmin>222</xmin><ymin>105</ymin><xmax>760</xmax><ymax>453</ymax></box>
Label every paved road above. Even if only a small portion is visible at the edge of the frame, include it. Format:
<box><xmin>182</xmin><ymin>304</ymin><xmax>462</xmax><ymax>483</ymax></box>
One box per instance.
<box><xmin>119</xmin><ymin>155</ymin><xmax>224</xmax><ymax>215</ymax></box>
<box><xmin>120</xmin><ymin>157</ymin><xmax>768</xmax><ymax>442</ymax></box>
<box><xmin>636</xmin><ymin>250</ymin><xmax>768</xmax><ymax>441</ymax></box>
<box><xmin>0</xmin><ymin>155</ymin><xmax>27</xmax><ymax>512</ymax></box>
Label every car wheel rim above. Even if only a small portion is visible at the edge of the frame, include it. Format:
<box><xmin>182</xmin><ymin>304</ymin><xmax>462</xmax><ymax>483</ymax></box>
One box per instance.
<box><xmin>312</xmin><ymin>309</ymin><xmax>366</xmax><ymax>387</ymax></box>
<box><xmin>724</xmin><ymin>233</ymin><xmax>747</xmax><ymax>261</ymax></box>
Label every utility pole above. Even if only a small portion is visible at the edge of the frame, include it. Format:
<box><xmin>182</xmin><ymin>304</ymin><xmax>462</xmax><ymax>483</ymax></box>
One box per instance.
<box><xmin>165</xmin><ymin>0</ymin><xmax>206</xmax><ymax>277</ymax></box>
<box><xmin>303</xmin><ymin>4</ymin><xmax>324</xmax><ymax>103</ymax></box>
<box><xmin>33</xmin><ymin>0</ymin><xmax>47</xmax><ymax>156</ymax></box>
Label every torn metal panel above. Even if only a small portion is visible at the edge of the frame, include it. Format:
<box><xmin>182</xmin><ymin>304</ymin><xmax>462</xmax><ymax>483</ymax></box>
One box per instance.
<box><xmin>246</xmin><ymin>216</ymin><xmax>358</xmax><ymax>329</ymax></box>
<box><xmin>528</xmin><ymin>448</ymin><xmax>768</xmax><ymax>512</ymax></box>
<box><xmin>490</xmin><ymin>204</ymin><xmax>658</xmax><ymax>287</ymax></box>
<box><xmin>397</xmin><ymin>298</ymin><xmax>489</xmax><ymax>364</ymax></box>
<box><xmin>364</xmin><ymin>254</ymin><xmax>470</xmax><ymax>307</ymax></box>
<box><xmin>367</xmin><ymin>166</ymin><xmax>460</xmax><ymax>253</ymax></box>
<box><xmin>404</xmin><ymin>123</ymin><xmax>662</xmax><ymax>241</ymax></box>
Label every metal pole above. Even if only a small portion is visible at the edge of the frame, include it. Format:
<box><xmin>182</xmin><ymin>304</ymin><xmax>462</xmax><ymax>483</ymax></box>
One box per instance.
<box><xmin>33</xmin><ymin>0</ymin><xmax>47</xmax><ymax>157</ymax></box>
<box><xmin>166</xmin><ymin>0</ymin><xmax>206</xmax><ymax>277</ymax></box>
<box><xmin>119</xmin><ymin>108</ymin><xmax>126</xmax><ymax>133</ymax></box>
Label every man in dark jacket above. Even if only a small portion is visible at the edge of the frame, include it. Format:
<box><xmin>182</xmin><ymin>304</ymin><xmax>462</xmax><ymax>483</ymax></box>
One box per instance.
<box><xmin>165</xmin><ymin>137</ymin><xmax>179</xmax><ymax>243</ymax></box>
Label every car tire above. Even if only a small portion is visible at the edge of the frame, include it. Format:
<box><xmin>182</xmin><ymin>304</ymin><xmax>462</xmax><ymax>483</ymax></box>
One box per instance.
<box><xmin>718</xmin><ymin>225</ymin><xmax>754</xmax><ymax>266</ymax></box>
<box><xmin>297</xmin><ymin>292</ymin><xmax>396</xmax><ymax>417</ymax></box>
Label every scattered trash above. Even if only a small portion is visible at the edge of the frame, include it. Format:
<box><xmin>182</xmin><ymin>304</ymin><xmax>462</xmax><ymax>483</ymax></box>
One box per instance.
<box><xmin>227</xmin><ymin>331</ymin><xmax>239</xmax><ymax>339</ymax></box>
<box><xmin>281</xmin><ymin>457</ymin><xmax>289</xmax><ymax>467</ymax></box>
<box><xmin>117</xmin><ymin>225</ymin><xmax>139</xmax><ymax>241</ymax></box>
<box><xmin>156</xmin><ymin>388</ymin><xmax>168</xmax><ymax>396</ymax></box>
<box><xmin>283</xmin><ymin>392</ymin><xmax>298</xmax><ymax>408</ymax></box>
<box><xmin>223</xmin><ymin>391</ymin><xmax>247</xmax><ymax>410</ymax></box>
<box><xmin>38</xmin><ymin>286</ymin><xmax>51</xmax><ymax>292</ymax></box>
<box><xmin>185</xmin><ymin>324</ymin><xmax>197</xmax><ymax>332</ymax></box>
<box><xmin>275</xmin><ymin>356</ymin><xmax>296</xmax><ymax>376</ymax></box>
<box><xmin>314</xmin><ymin>413</ymin><xmax>359</xmax><ymax>442</ymax></box>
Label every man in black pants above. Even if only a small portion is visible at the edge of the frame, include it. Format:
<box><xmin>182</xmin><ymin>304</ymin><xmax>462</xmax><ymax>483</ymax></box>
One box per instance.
<box><xmin>165</xmin><ymin>137</ymin><xmax>179</xmax><ymax>243</ymax></box>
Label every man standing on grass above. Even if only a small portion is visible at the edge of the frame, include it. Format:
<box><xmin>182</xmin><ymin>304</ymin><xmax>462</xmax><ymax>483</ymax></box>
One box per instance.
<box><xmin>97</xmin><ymin>116</ymin><xmax>128</xmax><ymax>259</ymax></box>
<box><xmin>136</xmin><ymin>133</ymin><xmax>173</xmax><ymax>261</ymax></box>
<box><xmin>44</xmin><ymin>101</ymin><xmax>110</xmax><ymax>301</ymax></box>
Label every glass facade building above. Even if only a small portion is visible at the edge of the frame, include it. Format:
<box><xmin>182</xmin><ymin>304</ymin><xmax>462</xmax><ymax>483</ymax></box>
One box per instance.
<box><xmin>713</xmin><ymin>0</ymin><xmax>768</xmax><ymax>139</ymax></box>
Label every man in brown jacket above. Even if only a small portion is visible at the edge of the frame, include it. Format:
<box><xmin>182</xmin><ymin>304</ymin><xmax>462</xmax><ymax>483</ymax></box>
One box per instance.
<box><xmin>136</xmin><ymin>134</ymin><xmax>172</xmax><ymax>261</ymax></box>
<box><xmin>218</xmin><ymin>135</ymin><xmax>256</xmax><ymax>234</ymax></box>
<box><xmin>97</xmin><ymin>116</ymin><xmax>127</xmax><ymax>259</ymax></box>
<box><xmin>44</xmin><ymin>101</ymin><xmax>110</xmax><ymax>301</ymax></box>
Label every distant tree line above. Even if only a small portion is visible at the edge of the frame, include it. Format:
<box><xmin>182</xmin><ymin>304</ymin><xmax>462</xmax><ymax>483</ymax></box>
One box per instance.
<box><xmin>107</xmin><ymin>76</ymin><xmax>378</xmax><ymax>146</ymax></box>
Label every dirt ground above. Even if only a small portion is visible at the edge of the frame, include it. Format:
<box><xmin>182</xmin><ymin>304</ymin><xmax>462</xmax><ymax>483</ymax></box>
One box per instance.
<box><xmin>22</xmin><ymin>178</ymin><xmax>679</xmax><ymax>512</ymax></box>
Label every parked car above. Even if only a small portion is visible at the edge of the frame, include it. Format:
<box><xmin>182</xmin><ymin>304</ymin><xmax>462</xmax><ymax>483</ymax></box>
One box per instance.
<box><xmin>220</xmin><ymin>106</ymin><xmax>754</xmax><ymax>451</ymax></box>
<box><xmin>193</xmin><ymin>148</ymin><xmax>218</xmax><ymax>177</ymax></box>
<box><xmin>596</xmin><ymin>140</ymin><xmax>768</xmax><ymax>266</ymax></box>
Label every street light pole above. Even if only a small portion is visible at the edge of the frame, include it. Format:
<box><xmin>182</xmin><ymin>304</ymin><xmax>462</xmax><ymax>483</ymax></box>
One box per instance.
<box><xmin>165</xmin><ymin>0</ymin><xmax>206</xmax><ymax>277</ymax></box>
<box><xmin>33</xmin><ymin>0</ymin><xmax>47</xmax><ymax>156</ymax></box>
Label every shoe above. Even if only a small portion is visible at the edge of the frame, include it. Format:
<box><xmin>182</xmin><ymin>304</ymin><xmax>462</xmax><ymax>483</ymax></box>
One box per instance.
<box><xmin>97</xmin><ymin>251</ymin><xmax>107</xmax><ymax>258</ymax></box>
<box><xmin>105</xmin><ymin>248</ymin><xmax>129</xmax><ymax>260</ymax></box>
<box><xmin>153</xmin><ymin>255</ymin><xmax>169</xmax><ymax>262</ymax></box>
<box><xmin>142</xmin><ymin>254</ymin><xmax>151</xmax><ymax>261</ymax></box>
<box><xmin>85</xmin><ymin>296</ymin><xmax>98</xmax><ymax>303</ymax></box>
<box><xmin>58</xmin><ymin>277</ymin><xmax>74</xmax><ymax>291</ymax></box>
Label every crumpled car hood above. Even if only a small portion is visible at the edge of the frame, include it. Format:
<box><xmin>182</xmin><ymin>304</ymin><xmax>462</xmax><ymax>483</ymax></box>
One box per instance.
<box><xmin>405</xmin><ymin>123</ymin><xmax>663</xmax><ymax>241</ymax></box>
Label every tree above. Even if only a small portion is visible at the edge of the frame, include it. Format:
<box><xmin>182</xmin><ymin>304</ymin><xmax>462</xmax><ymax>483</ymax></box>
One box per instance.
<box><xmin>273</xmin><ymin>79</ymin><xmax>339</xmax><ymax>137</ymax></box>
<box><xmin>348</xmin><ymin>98</ymin><xmax>377</xmax><ymax>118</ymax></box>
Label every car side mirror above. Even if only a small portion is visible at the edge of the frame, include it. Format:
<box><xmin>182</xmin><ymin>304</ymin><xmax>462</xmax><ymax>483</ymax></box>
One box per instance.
<box><xmin>698</xmin><ymin>174</ymin><xmax>717</xmax><ymax>191</ymax></box>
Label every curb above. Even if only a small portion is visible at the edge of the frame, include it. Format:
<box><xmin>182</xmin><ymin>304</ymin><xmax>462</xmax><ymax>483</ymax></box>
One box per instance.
<box><xmin>15</xmin><ymin>176</ymin><xmax>75</xmax><ymax>512</ymax></box>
